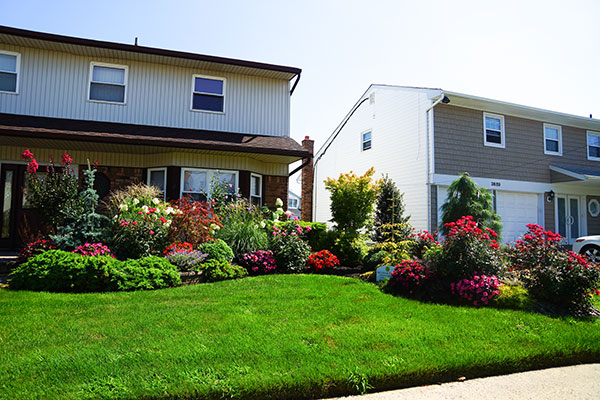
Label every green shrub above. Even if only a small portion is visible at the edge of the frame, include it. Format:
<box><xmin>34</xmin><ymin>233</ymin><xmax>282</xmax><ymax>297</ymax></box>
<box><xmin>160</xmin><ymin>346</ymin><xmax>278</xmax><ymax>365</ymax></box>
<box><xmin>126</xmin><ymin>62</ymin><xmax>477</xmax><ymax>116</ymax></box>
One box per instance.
<box><xmin>216</xmin><ymin>199</ymin><xmax>269</xmax><ymax>258</ymax></box>
<box><xmin>332</xmin><ymin>233</ymin><xmax>368</xmax><ymax>267</ymax></box>
<box><xmin>275</xmin><ymin>221</ymin><xmax>330</xmax><ymax>251</ymax></box>
<box><xmin>492</xmin><ymin>284</ymin><xmax>534</xmax><ymax>310</ymax></box>
<box><xmin>200</xmin><ymin>259</ymin><xmax>247</xmax><ymax>283</ymax></box>
<box><xmin>199</xmin><ymin>239</ymin><xmax>234</xmax><ymax>262</ymax></box>
<box><xmin>270</xmin><ymin>226</ymin><xmax>312</xmax><ymax>273</ymax></box>
<box><xmin>363</xmin><ymin>249</ymin><xmax>389</xmax><ymax>270</ymax></box>
<box><xmin>9</xmin><ymin>250</ymin><xmax>180</xmax><ymax>292</ymax></box>
<box><xmin>373</xmin><ymin>174</ymin><xmax>411</xmax><ymax>243</ymax></box>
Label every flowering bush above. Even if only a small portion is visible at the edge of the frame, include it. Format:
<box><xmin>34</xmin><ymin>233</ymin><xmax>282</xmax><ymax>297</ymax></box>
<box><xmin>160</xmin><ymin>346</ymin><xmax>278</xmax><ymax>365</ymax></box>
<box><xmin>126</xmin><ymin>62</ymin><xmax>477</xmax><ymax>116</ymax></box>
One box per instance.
<box><xmin>72</xmin><ymin>243</ymin><xmax>114</xmax><ymax>258</ymax></box>
<box><xmin>506</xmin><ymin>224</ymin><xmax>562</xmax><ymax>271</ymax></box>
<box><xmin>164</xmin><ymin>242</ymin><xmax>194</xmax><ymax>254</ymax></box>
<box><xmin>239</xmin><ymin>250</ymin><xmax>277</xmax><ymax>275</ymax></box>
<box><xmin>165</xmin><ymin>250</ymin><xmax>208</xmax><ymax>272</ymax></box>
<box><xmin>410</xmin><ymin>230</ymin><xmax>438</xmax><ymax>260</ymax></box>
<box><xmin>110</xmin><ymin>189</ymin><xmax>174</xmax><ymax>259</ymax></box>
<box><xmin>451</xmin><ymin>274</ymin><xmax>502</xmax><ymax>306</ymax></box>
<box><xmin>306</xmin><ymin>250</ymin><xmax>340</xmax><ymax>273</ymax></box>
<box><xmin>270</xmin><ymin>225</ymin><xmax>311</xmax><ymax>273</ymax></box>
<box><xmin>19</xmin><ymin>239</ymin><xmax>56</xmax><ymax>263</ymax></box>
<box><xmin>388</xmin><ymin>260</ymin><xmax>431</xmax><ymax>295</ymax></box>
<box><xmin>432</xmin><ymin>216</ymin><xmax>504</xmax><ymax>283</ymax></box>
<box><xmin>168</xmin><ymin>197</ymin><xmax>222</xmax><ymax>246</ymax></box>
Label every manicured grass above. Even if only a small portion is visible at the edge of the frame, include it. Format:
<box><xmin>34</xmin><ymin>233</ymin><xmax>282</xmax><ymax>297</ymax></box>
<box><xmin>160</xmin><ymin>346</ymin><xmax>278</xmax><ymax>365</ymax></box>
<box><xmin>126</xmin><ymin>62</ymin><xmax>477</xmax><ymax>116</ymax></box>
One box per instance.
<box><xmin>0</xmin><ymin>275</ymin><xmax>599</xmax><ymax>399</ymax></box>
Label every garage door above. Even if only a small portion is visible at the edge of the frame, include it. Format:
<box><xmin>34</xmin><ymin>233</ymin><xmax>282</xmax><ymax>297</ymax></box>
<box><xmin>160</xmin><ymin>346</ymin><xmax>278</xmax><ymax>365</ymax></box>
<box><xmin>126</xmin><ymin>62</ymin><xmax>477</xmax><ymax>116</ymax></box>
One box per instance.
<box><xmin>496</xmin><ymin>191</ymin><xmax>539</xmax><ymax>244</ymax></box>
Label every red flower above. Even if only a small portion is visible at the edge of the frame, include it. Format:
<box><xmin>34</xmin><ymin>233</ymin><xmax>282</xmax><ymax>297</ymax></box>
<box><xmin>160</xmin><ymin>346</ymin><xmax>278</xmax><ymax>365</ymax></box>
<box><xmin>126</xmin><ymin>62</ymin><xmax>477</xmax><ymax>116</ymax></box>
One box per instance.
<box><xmin>61</xmin><ymin>153</ymin><xmax>73</xmax><ymax>165</ymax></box>
<box><xmin>21</xmin><ymin>149</ymin><xmax>34</xmax><ymax>160</ymax></box>
<box><xmin>27</xmin><ymin>159</ymin><xmax>39</xmax><ymax>174</ymax></box>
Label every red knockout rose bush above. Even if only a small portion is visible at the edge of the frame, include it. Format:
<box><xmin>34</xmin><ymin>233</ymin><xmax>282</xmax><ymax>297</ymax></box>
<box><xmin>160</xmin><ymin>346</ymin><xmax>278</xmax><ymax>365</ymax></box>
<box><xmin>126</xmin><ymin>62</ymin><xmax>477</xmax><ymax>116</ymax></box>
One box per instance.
<box><xmin>239</xmin><ymin>250</ymin><xmax>277</xmax><ymax>275</ymax></box>
<box><xmin>19</xmin><ymin>239</ymin><xmax>56</xmax><ymax>263</ymax></box>
<box><xmin>388</xmin><ymin>260</ymin><xmax>432</xmax><ymax>296</ymax></box>
<box><xmin>306</xmin><ymin>250</ymin><xmax>340</xmax><ymax>273</ymax></box>
<box><xmin>72</xmin><ymin>243</ymin><xmax>114</xmax><ymax>258</ymax></box>
<box><xmin>451</xmin><ymin>274</ymin><xmax>501</xmax><ymax>306</ymax></box>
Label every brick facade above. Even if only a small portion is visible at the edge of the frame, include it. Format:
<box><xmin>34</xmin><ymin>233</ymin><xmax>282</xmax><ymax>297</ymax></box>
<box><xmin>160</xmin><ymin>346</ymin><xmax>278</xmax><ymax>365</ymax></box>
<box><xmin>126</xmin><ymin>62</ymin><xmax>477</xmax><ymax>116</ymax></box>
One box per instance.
<box><xmin>301</xmin><ymin>136</ymin><xmax>314</xmax><ymax>221</ymax></box>
<box><xmin>263</xmin><ymin>175</ymin><xmax>288</xmax><ymax>209</ymax></box>
<box><xmin>80</xmin><ymin>165</ymin><xmax>145</xmax><ymax>200</ymax></box>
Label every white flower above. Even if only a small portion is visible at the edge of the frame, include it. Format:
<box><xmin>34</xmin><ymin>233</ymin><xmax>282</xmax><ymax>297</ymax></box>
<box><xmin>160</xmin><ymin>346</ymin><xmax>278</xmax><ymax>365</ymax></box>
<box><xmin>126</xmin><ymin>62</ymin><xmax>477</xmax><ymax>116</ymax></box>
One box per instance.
<box><xmin>132</xmin><ymin>198</ymin><xmax>140</xmax><ymax>205</ymax></box>
<box><xmin>152</xmin><ymin>198</ymin><xmax>160</xmax><ymax>205</ymax></box>
<box><xmin>260</xmin><ymin>220</ymin><xmax>266</xmax><ymax>228</ymax></box>
<box><xmin>210</xmin><ymin>223</ymin><xmax>221</xmax><ymax>231</ymax></box>
<box><xmin>276</xmin><ymin>207</ymin><xmax>284</xmax><ymax>214</ymax></box>
<box><xmin>118</xmin><ymin>203</ymin><xmax>128</xmax><ymax>211</ymax></box>
<box><xmin>142</xmin><ymin>205</ymin><xmax>149</xmax><ymax>213</ymax></box>
<box><xmin>165</xmin><ymin>207</ymin><xmax>174</xmax><ymax>215</ymax></box>
<box><xmin>275</xmin><ymin>198</ymin><xmax>283</xmax><ymax>207</ymax></box>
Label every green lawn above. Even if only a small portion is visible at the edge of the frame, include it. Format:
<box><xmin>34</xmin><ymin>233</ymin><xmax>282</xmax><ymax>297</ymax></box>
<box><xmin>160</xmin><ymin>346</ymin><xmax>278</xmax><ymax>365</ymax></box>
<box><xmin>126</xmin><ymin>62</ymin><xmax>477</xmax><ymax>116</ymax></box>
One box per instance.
<box><xmin>1</xmin><ymin>275</ymin><xmax>599</xmax><ymax>400</ymax></box>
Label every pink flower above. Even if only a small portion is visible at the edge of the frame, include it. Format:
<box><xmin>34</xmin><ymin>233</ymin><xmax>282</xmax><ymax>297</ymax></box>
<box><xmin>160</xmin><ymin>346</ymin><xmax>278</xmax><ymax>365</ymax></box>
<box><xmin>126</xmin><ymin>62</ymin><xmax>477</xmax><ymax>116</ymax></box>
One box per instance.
<box><xmin>21</xmin><ymin>149</ymin><xmax>34</xmax><ymax>160</ymax></box>
<box><xmin>27</xmin><ymin>159</ymin><xmax>39</xmax><ymax>174</ymax></box>
<box><xmin>61</xmin><ymin>153</ymin><xmax>73</xmax><ymax>165</ymax></box>
<box><xmin>150</xmin><ymin>230</ymin><xmax>155</xmax><ymax>235</ymax></box>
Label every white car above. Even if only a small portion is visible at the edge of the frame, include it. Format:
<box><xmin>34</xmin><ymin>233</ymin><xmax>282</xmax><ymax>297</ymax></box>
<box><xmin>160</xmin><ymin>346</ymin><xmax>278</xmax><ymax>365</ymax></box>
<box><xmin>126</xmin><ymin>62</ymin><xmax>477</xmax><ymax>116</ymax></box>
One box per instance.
<box><xmin>573</xmin><ymin>236</ymin><xmax>600</xmax><ymax>263</ymax></box>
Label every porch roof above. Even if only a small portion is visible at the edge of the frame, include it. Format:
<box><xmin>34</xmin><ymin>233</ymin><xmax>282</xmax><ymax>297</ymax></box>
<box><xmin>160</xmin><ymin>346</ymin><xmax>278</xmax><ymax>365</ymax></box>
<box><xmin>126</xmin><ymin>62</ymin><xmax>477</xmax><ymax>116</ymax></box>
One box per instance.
<box><xmin>550</xmin><ymin>165</ymin><xmax>600</xmax><ymax>182</ymax></box>
<box><xmin>0</xmin><ymin>113</ymin><xmax>311</xmax><ymax>160</ymax></box>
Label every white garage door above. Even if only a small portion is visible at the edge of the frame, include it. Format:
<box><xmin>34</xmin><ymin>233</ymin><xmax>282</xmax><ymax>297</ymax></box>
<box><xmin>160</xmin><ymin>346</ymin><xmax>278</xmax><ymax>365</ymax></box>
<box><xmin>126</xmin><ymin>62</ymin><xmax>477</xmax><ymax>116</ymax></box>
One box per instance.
<box><xmin>496</xmin><ymin>191</ymin><xmax>539</xmax><ymax>244</ymax></box>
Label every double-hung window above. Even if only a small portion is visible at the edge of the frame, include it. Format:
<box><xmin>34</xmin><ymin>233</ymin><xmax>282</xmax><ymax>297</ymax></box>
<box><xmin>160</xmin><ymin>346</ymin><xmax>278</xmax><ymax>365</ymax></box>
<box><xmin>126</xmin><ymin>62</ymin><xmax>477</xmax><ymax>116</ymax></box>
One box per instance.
<box><xmin>483</xmin><ymin>113</ymin><xmax>505</xmax><ymax>148</ymax></box>
<box><xmin>543</xmin><ymin>123</ymin><xmax>562</xmax><ymax>156</ymax></box>
<box><xmin>0</xmin><ymin>50</ymin><xmax>20</xmax><ymax>93</ymax></box>
<box><xmin>192</xmin><ymin>75</ymin><xmax>225</xmax><ymax>112</ymax></box>
<box><xmin>181</xmin><ymin>168</ymin><xmax>238</xmax><ymax>201</ymax></box>
<box><xmin>250</xmin><ymin>173</ymin><xmax>262</xmax><ymax>206</ymax></box>
<box><xmin>362</xmin><ymin>130</ymin><xmax>372</xmax><ymax>151</ymax></box>
<box><xmin>89</xmin><ymin>62</ymin><xmax>127</xmax><ymax>103</ymax></box>
<box><xmin>288</xmin><ymin>198</ymin><xmax>299</xmax><ymax>209</ymax></box>
<box><xmin>587</xmin><ymin>131</ymin><xmax>600</xmax><ymax>161</ymax></box>
<box><xmin>147</xmin><ymin>168</ymin><xmax>167</xmax><ymax>200</ymax></box>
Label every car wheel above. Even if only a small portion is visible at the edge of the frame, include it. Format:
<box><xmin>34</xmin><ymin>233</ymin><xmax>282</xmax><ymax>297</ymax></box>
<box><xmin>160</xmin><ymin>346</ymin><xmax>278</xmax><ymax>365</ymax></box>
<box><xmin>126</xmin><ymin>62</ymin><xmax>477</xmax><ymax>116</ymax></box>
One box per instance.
<box><xmin>581</xmin><ymin>245</ymin><xmax>600</xmax><ymax>263</ymax></box>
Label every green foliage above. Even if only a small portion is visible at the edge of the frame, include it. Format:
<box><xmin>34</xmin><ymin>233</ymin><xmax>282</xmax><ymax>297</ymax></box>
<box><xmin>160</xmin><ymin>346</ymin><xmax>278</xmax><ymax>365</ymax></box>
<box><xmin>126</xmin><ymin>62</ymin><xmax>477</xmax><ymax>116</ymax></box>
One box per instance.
<box><xmin>492</xmin><ymin>284</ymin><xmax>534</xmax><ymax>310</ymax></box>
<box><xmin>440</xmin><ymin>173</ymin><xmax>502</xmax><ymax>237</ymax></box>
<box><xmin>51</xmin><ymin>164</ymin><xmax>110</xmax><ymax>250</ymax></box>
<box><xmin>370</xmin><ymin>223</ymin><xmax>414</xmax><ymax>266</ymax></box>
<box><xmin>324</xmin><ymin>167</ymin><xmax>379</xmax><ymax>239</ymax></box>
<box><xmin>270</xmin><ymin>229</ymin><xmax>312</xmax><ymax>273</ymax></box>
<box><xmin>9</xmin><ymin>250</ymin><xmax>180</xmax><ymax>292</ymax></box>
<box><xmin>275</xmin><ymin>221</ymin><xmax>330</xmax><ymax>251</ymax></box>
<box><xmin>363</xmin><ymin>249</ymin><xmax>389</xmax><ymax>270</ymax></box>
<box><xmin>215</xmin><ymin>199</ymin><xmax>269</xmax><ymax>258</ymax></box>
<box><xmin>209</xmin><ymin>175</ymin><xmax>239</xmax><ymax>216</ymax></box>
<box><xmin>199</xmin><ymin>239</ymin><xmax>234</xmax><ymax>263</ymax></box>
<box><xmin>331</xmin><ymin>233</ymin><xmax>368</xmax><ymax>267</ymax></box>
<box><xmin>200</xmin><ymin>259</ymin><xmax>248</xmax><ymax>283</ymax></box>
<box><xmin>373</xmin><ymin>175</ymin><xmax>411</xmax><ymax>242</ymax></box>
<box><xmin>347</xmin><ymin>368</ymin><xmax>373</xmax><ymax>395</ymax></box>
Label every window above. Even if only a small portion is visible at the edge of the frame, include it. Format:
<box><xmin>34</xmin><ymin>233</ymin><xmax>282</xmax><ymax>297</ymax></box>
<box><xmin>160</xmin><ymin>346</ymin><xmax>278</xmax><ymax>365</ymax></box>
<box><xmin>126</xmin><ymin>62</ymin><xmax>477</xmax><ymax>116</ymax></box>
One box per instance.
<box><xmin>180</xmin><ymin>168</ymin><xmax>238</xmax><ymax>201</ymax></box>
<box><xmin>89</xmin><ymin>62</ymin><xmax>127</xmax><ymax>103</ymax></box>
<box><xmin>587</xmin><ymin>131</ymin><xmax>600</xmax><ymax>161</ymax></box>
<box><xmin>250</xmin><ymin>173</ymin><xmax>262</xmax><ymax>206</ymax></box>
<box><xmin>288</xmin><ymin>198</ymin><xmax>299</xmax><ymax>209</ymax></box>
<box><xmin>543</xmin><ymin>123</ymin><xmax>562</xmax><ymax>155</ymax></box>
<box><xmin>0</xmin><ymin>50</ymin><xmax>20</xmax><ymax>93</ymax></box>
<box><xmin>192</xmin><ymin>75</ymin><xmax>225</xmax><ymax>112</ymax></box>
<box><xmin>362</xmin><ymin>130</ymin><xmax>372</xmax><ymax>151</ymax></box>
<box><xmin>147</xmin><ymin>168</ymin><xmax>167</xmax><ymax>200</ymax></box>
<box><xmin>483</xmin><ymin>113</ymin><xmax>505</xmax><ymax>148</ymax></box>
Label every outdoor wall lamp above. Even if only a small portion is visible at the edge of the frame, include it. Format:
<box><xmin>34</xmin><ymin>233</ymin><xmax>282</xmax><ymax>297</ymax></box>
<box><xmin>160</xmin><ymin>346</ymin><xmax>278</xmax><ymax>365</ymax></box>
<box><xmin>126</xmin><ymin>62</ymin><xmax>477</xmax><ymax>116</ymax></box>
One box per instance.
<box><xmin>546</xmin><ymin>190</ymin><xmax>555</xmax><ymax>202</ymax></box>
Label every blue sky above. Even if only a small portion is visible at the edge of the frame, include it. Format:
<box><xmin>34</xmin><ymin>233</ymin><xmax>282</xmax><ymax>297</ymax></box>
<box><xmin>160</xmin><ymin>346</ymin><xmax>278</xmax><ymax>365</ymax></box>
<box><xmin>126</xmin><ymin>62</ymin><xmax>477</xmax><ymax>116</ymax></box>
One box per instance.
<box><xmin>3</xmin><ymin>0</ymin><xmax>600</xmax><ymax>155</ymax></box>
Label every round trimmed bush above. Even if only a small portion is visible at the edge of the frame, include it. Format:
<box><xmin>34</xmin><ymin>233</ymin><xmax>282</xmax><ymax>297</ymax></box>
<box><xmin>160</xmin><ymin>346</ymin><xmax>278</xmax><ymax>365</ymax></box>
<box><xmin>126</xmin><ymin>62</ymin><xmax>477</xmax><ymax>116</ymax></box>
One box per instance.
<box><xmin>199</xmin><ymin>239</ymin><xmax>234</xmax><ymax>262</ymax></box>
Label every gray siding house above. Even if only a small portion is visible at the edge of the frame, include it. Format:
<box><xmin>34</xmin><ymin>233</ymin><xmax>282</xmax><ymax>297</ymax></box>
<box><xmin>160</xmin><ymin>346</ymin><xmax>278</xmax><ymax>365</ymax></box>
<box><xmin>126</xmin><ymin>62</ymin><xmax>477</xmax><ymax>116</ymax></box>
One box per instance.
<box><xmin>314</xmin><ymin>85</ymin><xmax>600</xmax><ymax>244</ymax></box>
<box><xmin>0</xmin><ymin>26</ymin><xmax>310</xmax><ymax>249</ymax></box>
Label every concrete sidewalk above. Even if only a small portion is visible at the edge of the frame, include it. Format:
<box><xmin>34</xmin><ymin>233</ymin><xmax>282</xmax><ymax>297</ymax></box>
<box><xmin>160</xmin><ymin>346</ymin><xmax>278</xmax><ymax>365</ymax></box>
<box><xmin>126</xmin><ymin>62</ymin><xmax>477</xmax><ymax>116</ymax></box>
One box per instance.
<box><xmin>329</xmin><ymin>363</ymin><xmax>600</xmax><ymax>400</ymax></box>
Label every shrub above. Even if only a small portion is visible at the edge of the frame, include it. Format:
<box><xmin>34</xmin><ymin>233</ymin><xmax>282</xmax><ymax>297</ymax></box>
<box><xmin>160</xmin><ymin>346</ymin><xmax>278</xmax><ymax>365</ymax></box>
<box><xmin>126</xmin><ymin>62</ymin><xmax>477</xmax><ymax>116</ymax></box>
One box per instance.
<box><xmin>199</xmin><ymin>239</ymin><xmax>234</xmax><ymax>262</ymax></box>
<box><xmin>108</xmin><ymin>187</ymin><xmax>174</xmax><ymax>259</ymax></box>
<box><xmin>18</xmin><ymin>239</ymin><xmax>56</xmax><ymax>263</ymax></box>
<box><xmin>491</xmin><ymin>284</ymin><xmax>534</xmax><ymax>310</ymax></box>
<box><xmin>9</xmin><ymin>250</ymin><xmax>181</xmax><ymax>292</ymax></box>
<box><xmin>275</xmin><ymin>221</ymin><xmax>330</xmax><ymax>251</ymax></box>
<box><xmin>432</xmin><ymin>216</ymin><xmax>504</xmax><ymax>283</ymax></box>
<box><xmin>72</xmin><ymin>243</ymin><xmax>114</xmax><ymax>258</ymax></box>
<box><xmin>409</xmin><ymin>230</ymin><xmax>438</xmax><ymax>260</ymax></box>
<box><xmin>362</xmin><ymin>249</ymin><xmax>389</xmax><ymax>270</ymax></box>
<box><xmin>165</xmin><ymin>250</ymin><xmax>208</xmax><ymax>272</ymax></box>
<box><xmin>238</xmin><ymin>250</ymin><xmax>277</xmax><ymax>275</ymax></box>
<box><xmin>270</xmin><ymin>225</ymin><xmax>311</xmax><ymax>273</ymax></box>
<box><xmin>200</xmin><ymin>259</ymin><xmax>247</xmax><ymax>283</ymax></box>
<box><xmin>451</xmin><ymin>274</ymin><xmax>502</xmax><ymax>306</ymax></box>
<box><xmin>216</xmin><ymin>199</ymin><xmax>269</xmax><ymax>258</ymax></box>
<box><xmin>168</xmin><ymin>197</ymin><xmax>222</xmax><ymax>246</ymax></box>
<box><xmin>307</xmin><ymin>250</ymin><xmax>340</xmax><ymax>273</ymax></box>
<box><xmin>506</xmin><ymin>224</ymin><xmax>562</xmax><ymax>271</ymax></box>
<box><xmin>369</xmin><ymin>223</ymin><xmax>414</xmax><ymax>267</ymax></box>
<box><xmin>331</xmin><ymin>233</ymin><xmax>368</xmax><ymax>267</ymax></box>
<box><xmin>440</xmin><ymin>173</ymin><xmax>502</xmax><ymax>237</ymax></box>
<box><xmin>373</xmin><ymin>174</ymin><xmax>411</xmax><ymax>242</ymax></box>
<box><xmin>387</xmin><ymin>260</ymin><xmax>432</xmax><ymax>296</ymax></box>
<box><xmin>21</xmin><ymin>149</ymin><xmax>83</xmax><ymax>231</ymax></box>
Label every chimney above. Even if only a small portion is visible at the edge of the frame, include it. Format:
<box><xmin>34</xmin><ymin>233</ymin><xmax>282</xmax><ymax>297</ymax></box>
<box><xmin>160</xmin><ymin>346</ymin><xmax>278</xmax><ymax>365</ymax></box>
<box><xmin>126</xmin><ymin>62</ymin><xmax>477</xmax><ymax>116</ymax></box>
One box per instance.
<box><xmin>301</xmin><ymin>136</ymin><xmax>314</xmax><ymax>222</ymax></box>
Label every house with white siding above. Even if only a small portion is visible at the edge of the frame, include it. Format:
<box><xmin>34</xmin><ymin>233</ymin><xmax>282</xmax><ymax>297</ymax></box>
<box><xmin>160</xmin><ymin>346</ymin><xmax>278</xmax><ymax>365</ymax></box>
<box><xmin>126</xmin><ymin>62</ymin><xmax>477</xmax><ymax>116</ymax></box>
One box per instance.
<box><xmin>313</xmin><ymin>85</ymin><xmax>600</xmax><ymax>244</ymax></box>
<box><xmin>0</xmin><ymin>26</ymin><xmax>311</xmax><ymax>249</ymax></box>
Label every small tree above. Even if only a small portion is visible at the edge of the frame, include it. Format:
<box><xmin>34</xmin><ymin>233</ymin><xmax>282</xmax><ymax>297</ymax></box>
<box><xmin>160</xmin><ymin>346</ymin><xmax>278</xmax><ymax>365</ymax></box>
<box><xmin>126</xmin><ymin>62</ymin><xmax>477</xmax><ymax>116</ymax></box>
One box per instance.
<box><xmin>440</xmin><ymin>173</ymin><xmax>502</xmax><ymax>237</ymax></box>
<box><xmin>373</xmin><ymin>174</ymin><xmax>411</xmax><ymax>242</ymax></box>
<box><xmin>324</xmin><ymin>167</ymin><xmax>379</xmax><ymax>237</ymax></box>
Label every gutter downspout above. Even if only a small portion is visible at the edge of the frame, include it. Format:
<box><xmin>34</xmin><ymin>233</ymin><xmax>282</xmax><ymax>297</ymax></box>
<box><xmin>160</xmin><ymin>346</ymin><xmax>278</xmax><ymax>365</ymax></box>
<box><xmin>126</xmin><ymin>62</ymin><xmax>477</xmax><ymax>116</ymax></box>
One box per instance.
<box><xmin>425</xmin><ymin>92</ymin><xmax>445</xmax><ymax>232</ymax></box>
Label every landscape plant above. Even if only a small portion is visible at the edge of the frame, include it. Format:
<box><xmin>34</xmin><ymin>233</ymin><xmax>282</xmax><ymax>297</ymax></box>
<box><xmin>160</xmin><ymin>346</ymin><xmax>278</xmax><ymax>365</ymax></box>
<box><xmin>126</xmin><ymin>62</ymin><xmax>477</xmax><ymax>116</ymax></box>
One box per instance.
<box><xmin>199</xmin><ymin>258</ymin><xmax>248</xmax><ymax>282</ymax></box>
<box><xmin>270</xmin><ymin>225</ymin><xmax>311</xmax><ymax>273</ymax></box>
<box><xmin>215</xmin><ymin>199</ymin><xmax>269</xmax><ymax>258</ymax></box>
<box><xmin>198</xmin><ymin>239</ymin><xmax>234</xmax><ymax>263</ymax></box>
<box><xmin>18</xmin><ymin>238</ymin><xmax>56</xmax><ymax>263</ymax></box>
<box><xmin>168</xmin><ymin>197</ymin><xmax>222</xmax><ymax>246</ymax></box>
<box><xmin>439</xmin><ymin>173</ymin><xmax>502</xmax><ymax>237</ymax></box>
<box><xmin>71</xmin><ymin>242</ymin><xmax>114</xmax><ymax>258</ymax></box>
<box><xmin>387</xmin><ymin>260</ymin><xmax>431</xmax><ymax>296</ymax></box>
<box><xmin>306</xmin><ymin>250</ymin><xmax>340</xmax><ymax>273</ymax></box>
<box><xmin>238</xmin><ymin>250</ymin><xmax>277</xmax><ymax>275</ymax></box>
<box><xmin>451</xmin><ymin>274</ymin><xmax>502</xmax><ymax>306</ymax></box>
<box><xmin>373</xmin><ymin>174</ymin><xmax>411</xmax><ymax>242</ymax></box>
<box><xmin>164</xmin><ymin>242</ymin><xmax>208</xmax><ymax>272</ymax></box>
<box><xmin>369</xmin><ymin>223</ymin><xmax>414</xmax><ymax>266</ymax></box>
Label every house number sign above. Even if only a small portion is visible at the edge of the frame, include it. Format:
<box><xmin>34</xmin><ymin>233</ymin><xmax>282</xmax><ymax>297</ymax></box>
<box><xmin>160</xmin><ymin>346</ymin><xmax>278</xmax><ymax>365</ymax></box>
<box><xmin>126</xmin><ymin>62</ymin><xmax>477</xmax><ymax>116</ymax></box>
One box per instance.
<box><xmin>491</xmin><ymin>181</ymin><xmax>501</xmax><ymax>187</ymax></box>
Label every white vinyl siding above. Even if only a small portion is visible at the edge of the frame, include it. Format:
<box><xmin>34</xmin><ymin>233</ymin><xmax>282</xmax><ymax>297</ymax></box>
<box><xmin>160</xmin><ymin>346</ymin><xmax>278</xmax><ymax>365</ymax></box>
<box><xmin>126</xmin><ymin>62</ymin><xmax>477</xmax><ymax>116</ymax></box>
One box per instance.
<box><xmin>88</xmin><ymin>62</ymin><xmax>127</xmax><ymax>104</ymax></box>
<box><xmin>0</xmin><ymin>45</ymin><xmax>290</xmax><ymax>136</ymax></box>
<box><xmin>180</xmin><ymin>168</ymin><xmax>238</xmax><ymax>201</ymax></box>
<box><xmin>587</xmin><ymin>131</ymin><xmax>600</xmax><ymax>161</ymax></box>
<box><xmin>543</xmin><ymin>123</ymin><xmax>562</xmax><ymax>156</ymax></box>
<box><xmin>0</xmin><ymin>50</ymin><xmax>19</xmax><ymax>94</ymax></box>
<box><xmin>483</xmin><ymin>112</ymin><xmax>505</xmax><ymax>148</ymax></box>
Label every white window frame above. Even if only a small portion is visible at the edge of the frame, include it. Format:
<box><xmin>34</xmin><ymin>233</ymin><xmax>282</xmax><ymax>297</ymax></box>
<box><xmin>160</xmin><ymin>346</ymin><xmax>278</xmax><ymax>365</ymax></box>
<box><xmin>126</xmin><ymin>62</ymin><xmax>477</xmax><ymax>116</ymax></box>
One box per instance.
<box><xmin>190</xmin><ymin>74</ymin><xmax>226</xmax><ymax>114</ymax></box>
<box><xmin>88</xmin><ymin>62</ymin><xmax>128</xmax><ymax>104</ymax></box>
<box><xmin>483</xmin><ymin>112</ymin><xmax>505</xmax><ymax>148</ymax></box>
<box><xmin>587</xmin><ymin>131</ymin><xmax>600</xmax><ymax>161</ymax></box>
<box><xmin>361</xmin><ymin>130</ymin><xmax>372</xmax><ymax>151</ymax></box>
<box><xmin>0</xmin><ymin>50</ymin><xmax>21</xmax><ymax>95</ymax></box>
<box><xmin>180</xmin><ymin>168</ymin><xmax>239</xmax><ymax>199</ymax></box>
<box><xmin>543</xmin><ymin>123</ymin><xmax>562</xmax><ymax>156</ymax></box>
<box><xmin>250</xmin><ymin>173</ymin><xmax>262</xmax><ymax>206</ymax></box>
<box><xmin>288</xmin><ymin>198</ymin><xmax>299</xmax><ymax>209</ymax></box>
<box><xmin>147</xmin><ymin>167</ymin><xmax>167</xmax><ymax>200</ymax></box>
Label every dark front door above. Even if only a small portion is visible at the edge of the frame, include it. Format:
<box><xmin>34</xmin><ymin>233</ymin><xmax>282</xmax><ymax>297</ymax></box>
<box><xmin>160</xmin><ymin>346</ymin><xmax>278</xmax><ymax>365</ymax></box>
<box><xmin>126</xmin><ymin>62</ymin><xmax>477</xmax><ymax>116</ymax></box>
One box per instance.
<box><xmin>0</xmin><ymin>164</ymin><xmax>23</xmax><ymax>249</ymax></box>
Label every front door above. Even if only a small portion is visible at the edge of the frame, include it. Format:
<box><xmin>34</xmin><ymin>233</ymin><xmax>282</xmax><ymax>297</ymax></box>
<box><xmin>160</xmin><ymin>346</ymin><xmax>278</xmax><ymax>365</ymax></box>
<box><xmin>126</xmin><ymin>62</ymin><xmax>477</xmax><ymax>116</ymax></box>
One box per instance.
<box><xmin>0</xmin><ymin>164</ymin><xmax>24</xmax><ymax>249</ymax></box>
<box><xmin>556</xmin><ymin>195</ymin><xmax>581</xmax><ymax>244</ymax></box>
